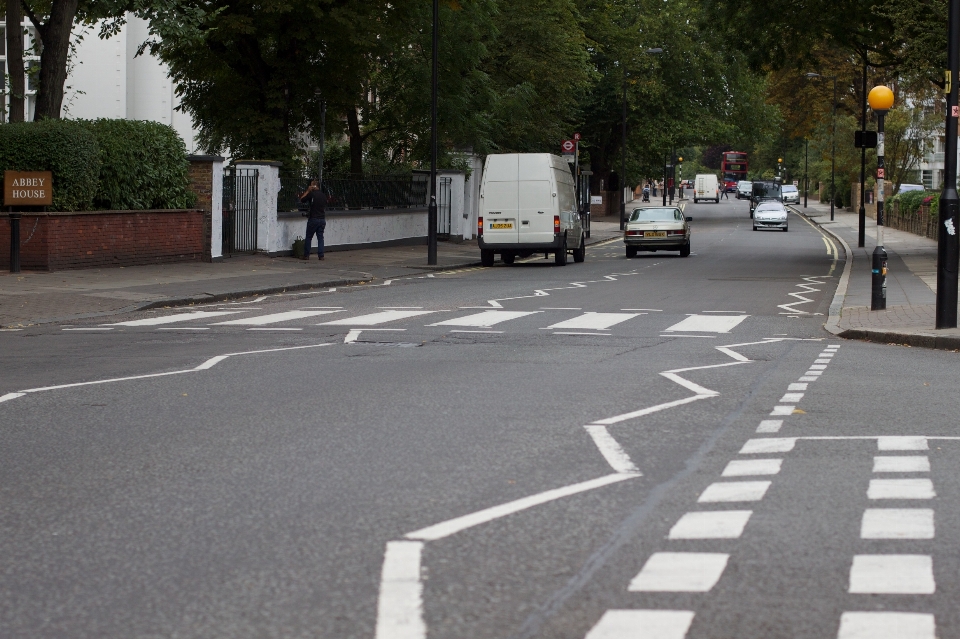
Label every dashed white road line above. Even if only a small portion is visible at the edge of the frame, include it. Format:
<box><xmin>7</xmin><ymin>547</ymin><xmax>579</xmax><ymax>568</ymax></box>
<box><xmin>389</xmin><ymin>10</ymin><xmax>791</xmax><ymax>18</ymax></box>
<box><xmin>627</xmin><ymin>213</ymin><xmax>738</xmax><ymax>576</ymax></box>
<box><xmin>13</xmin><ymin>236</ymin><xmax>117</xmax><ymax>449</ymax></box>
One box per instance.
<box><xmin>837</xmin><ymin>611</ymin><xmax>936</xmax><ymax>639</ymax></box>
<box><xmin>861</xmin><ymin>509</ymin><xmax>935</xmax><ymax>539</ymax></box>
<box><xmin>668</xmin><ymin>511</ymin><xmax>753</xmax><ymax>540</ymax></box>
<box><xmin>698</xmin><ymin>480</ymin><xmax>771</xmax><ymax>503</ymax></box>
<box><xmin>867</xmin><ymin>478</ymin><xmax>936</xmax><ymax>500</ymax></box>
<box><xmin>848</xmin><ymin>554</ymin><xmax>935</xmax><ymax>594</ymax></box>
<box><xmin>107</xmin><ymin>310</ymin><xmax>245</xmax><ymax>326</ymax></box>
<box><xmin>585</xmin><ymin>609</ymin><xmax>694</xmax><ymax>639</ymax></box>
<box><xmin>721</xmin><ymin>459</ymin><xmax>782</xmax><ymax>477</ymax></box>
<box><xmin>873</xmin><ymin>456</ymin><xmax>930</xmax><ymax>473</ymax></box>
<box><xmin>628</xmin><ymin>552</ymin><xmax>729</xmax><ymax>592</ymax></box>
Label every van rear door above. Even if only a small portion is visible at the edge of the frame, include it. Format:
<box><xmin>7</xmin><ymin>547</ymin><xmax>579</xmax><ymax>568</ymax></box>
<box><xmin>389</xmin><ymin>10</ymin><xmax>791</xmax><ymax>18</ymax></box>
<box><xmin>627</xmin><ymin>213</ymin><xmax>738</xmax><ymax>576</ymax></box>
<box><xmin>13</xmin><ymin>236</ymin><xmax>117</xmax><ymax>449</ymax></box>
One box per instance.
<box><xmin>518</xmin><ymin>154</ymin><xmax>554</xmax><ymax>244</ymax></box>
<box><xmin>482</xmin><ymin>155</ymin><xmax>519</xmax><ymax>243</ymax></box>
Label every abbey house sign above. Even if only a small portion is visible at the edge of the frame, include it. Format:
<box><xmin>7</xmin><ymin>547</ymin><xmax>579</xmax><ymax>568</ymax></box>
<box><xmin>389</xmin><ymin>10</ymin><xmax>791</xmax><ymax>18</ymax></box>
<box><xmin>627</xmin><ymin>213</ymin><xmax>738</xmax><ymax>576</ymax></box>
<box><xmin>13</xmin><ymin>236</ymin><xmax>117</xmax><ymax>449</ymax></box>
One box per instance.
<box><xmin>4</xmin><ymin>171</ymin><xmax>53</xmax><ymax>206</ymax></box>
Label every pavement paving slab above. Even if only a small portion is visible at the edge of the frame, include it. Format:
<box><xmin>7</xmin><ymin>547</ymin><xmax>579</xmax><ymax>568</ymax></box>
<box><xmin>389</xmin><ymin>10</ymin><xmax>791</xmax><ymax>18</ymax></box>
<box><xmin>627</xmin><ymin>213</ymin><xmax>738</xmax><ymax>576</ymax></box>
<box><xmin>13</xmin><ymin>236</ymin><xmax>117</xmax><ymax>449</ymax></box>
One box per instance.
<box><xmin>0</xmin><ymin>220</ymin><xmax>624</xmax><ymax>327</ymax></box>
<box><xmin>797</xmin><ymin>200</ymin><xmax>960</xmax><ymax>349</ymax></box>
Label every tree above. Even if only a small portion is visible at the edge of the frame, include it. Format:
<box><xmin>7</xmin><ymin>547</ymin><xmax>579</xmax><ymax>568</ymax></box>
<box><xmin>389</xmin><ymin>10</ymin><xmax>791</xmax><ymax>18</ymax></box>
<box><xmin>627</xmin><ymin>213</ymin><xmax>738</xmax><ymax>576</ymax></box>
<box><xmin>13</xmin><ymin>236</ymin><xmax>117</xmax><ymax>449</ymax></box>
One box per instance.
<box><xmin>6</xmin><ymin>0</ymin><xmax>25</xmax><ymax>121</ymax></box>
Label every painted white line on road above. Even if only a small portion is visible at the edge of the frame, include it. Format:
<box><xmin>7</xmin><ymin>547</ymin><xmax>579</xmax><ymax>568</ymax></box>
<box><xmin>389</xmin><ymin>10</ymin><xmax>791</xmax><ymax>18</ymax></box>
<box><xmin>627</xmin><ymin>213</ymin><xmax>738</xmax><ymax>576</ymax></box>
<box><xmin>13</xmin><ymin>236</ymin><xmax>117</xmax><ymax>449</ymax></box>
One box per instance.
<box><xmin>63</xmin><ymin>327</ymin><xmax>114</xmax><ymax>331</ymax></box>
<box><xmin>770</xmin><ymin>405</ymin><xmax>796</xmax><ymax>416</ymax></box>
<box><xmin>798</xmin><ymin>376</ymin><xmax>819</xmax><ymax>382</ymax></box>
<box><xmin>214</xmin><ymin>310</ymin><xmax>340</xmax><ymax>325</ymax></box>
<box><xmin>668</xmin><ymin>511</ymin><xmax>753</xmax><ymax>539</ymax></box>
<box><xmin>878</xmin><ymin>436</ymin><xmax>929</xmax><ymax>451</ymax></box>
<box><xmin>584</xmin><ymin>426</ymin><xmax>640</xmax><ymax>474</ymax></box>
<box><xmin>837</xmin><ymin>612</ymin><xmax>936</xmax><ymax>639</ymax></box>
<box><xmin>16</xmin><ymin>343</ymin><xmax>331</xmax><ymax>394</ymax></box>
<box><xmin>546</xmin><ymin>312</ymin><xmax>641</xmax><ymax>331</ymax></box>
<box><xmin>622</xmin><ymin>308</ymin><xmax>662</xmax><ymax>311</ymax></box>
<box><xmin>861</xmin><ymin>509</ymin><xmax>934</xmax><ymax>539</ymax></box>
<box><xmin>405</xmin><ymin>473</ymin><xmax>637</xmax><ymax>542</ymax></box>
<box><xmin>0</xmin><ymin>392</ymin><xmax>26</xmax><ymax>403</ymax></box>
<box><xmin>108</xmin><ymin>310</ymin><xmax>244</xmax><ymax>326</ymax></box>
<box><xmin>663</xmin><ymin>314</ymin><xmax>749</xmax><ymax>333</ymax></box>
<box><xmin>541</xmin><ymin>307</ymin><xmax>582</xmax><ymax>310</ymax></box>
<box><xmin>375</xmin><ymin>541</ymin><xmax>426</xmax><ymax>639</ymax></box>
<box><xmin>788</xmin><ymin>383</ymin><xmax>808</xmax><ymax>391</ymax></box>
<box><xmin>740</xmin><ymin>438</ymin><xmax>797</xmax><ymax>454</ymax></box>
<box><xmin>427</xmin><ymin>310</ymin><xmax>540</xmax><ymax>327</ymax></box>
<box><xmin>660</xmin><ymin>334</ymin><xmax>716</xmax><ymax>338</ymax></box>
<box><xmin>322</xmin><ymin>310</ymin><xmax>435</xmax><ymax>326</ymax></box>
<box><xmin>804</xmin><ymin>370</ymin><xmax>824</xmax><ymax>376</ymax></box>
<box><xmin>701</xmin><ymin>310</ymin><xmax>746</xmax><ymax>313</ymax></box>
<box><xmin>814</xmin><ymin>359</ymin><xmax>832</xmax><ymax>364</ymax></box>
<box><xmin>780</xmin><ymin>393</ymin><xmax>804</xmax><ymax>402</ymax></box>
<box><xmin>592</xmin><ymin>395</ymin><xmax>711</xmax><ymax>426</ymax></box>
<box><xmin>849</xmin><ymin>555</ymin><xmax>935</xmax><ymax>594</ymax></box>
<box><xmin>585</xmin><ymin>610</ymin><xmax>695</xmax><ymax>639</ymax></box>
<box><xmin>868</xmin><ymin>479</ymin><xmax>936</xmax><ymax>500</ymax></box>
<box><xmin>344</xmin><ymin>329</ymin><xmax>407</xmax><ymax>344</ymax></box>
<box><xmin>449</xmin><ymin>330</ymin><xmax>503</xmax><ymax>334</ymax></box>
<box><xmin>722</xmin><ymin>459</ymin><xmax>782</xmax><ymax>477</ymax></box>
<box><xmin>247</xmin><ymin>328</ymin><xmax>303</xmax><ymax>331</ymax></box>
<box><xmin>158</xmin><ymin>327</ymin><xmax>209</xmax><ymax>331</ymax></box>
<box><xmin>698</xmin><ymin>481</ymin><xmax>771</xmax><ymax>502</ymax></box>
<box><xmin>756</xmin><ymin>420</ymin><xmax>783</xmax><ymax>433</ymax></box>
<box><xmin>554</xmin><ymin>332</ymin><xmax>612</xmax><ymax>336</ymax></box>
<box><xmin>628</xmin><ymin>552</ymin><xmax>729</xmax><ymax>592</ymax></box>
<box><xmin>873</xmin><ymin>456</ymin><xmax>930</xmax><ymax>473</ymax></box>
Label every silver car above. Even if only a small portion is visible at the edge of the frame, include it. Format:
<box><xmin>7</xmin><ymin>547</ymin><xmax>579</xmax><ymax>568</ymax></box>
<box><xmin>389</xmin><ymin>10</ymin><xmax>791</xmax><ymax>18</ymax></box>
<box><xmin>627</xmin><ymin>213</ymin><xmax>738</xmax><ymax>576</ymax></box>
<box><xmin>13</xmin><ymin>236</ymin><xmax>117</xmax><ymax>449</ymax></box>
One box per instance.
<box><xmin>780</xmin><ymin>185</ymin><xmax>800</xmax><ymax>204</ymax></box>
<box><xmin>624</xmin><ymin>206</ymin><xmax>692</xmax><ymax>257</ymax></box>
<box><xmin>753</xmin><ymin>202</ymin><xmax>789</xmax><ymax>232</ymax></box>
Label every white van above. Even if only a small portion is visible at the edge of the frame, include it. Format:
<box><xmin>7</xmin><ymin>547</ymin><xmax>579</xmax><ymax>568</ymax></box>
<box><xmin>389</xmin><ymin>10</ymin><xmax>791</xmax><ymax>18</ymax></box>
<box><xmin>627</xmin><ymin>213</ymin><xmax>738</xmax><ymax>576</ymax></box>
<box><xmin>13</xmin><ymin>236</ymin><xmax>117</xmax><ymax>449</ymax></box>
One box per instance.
<box><xmin>694</xmin><ymin>174</ymin><xmax>720</xmax><ymax>203</ymax></box>
<box><xmin>478</xmin><ymin>153</ymin><xmax>585</xmax><ymax>266</ymax></box>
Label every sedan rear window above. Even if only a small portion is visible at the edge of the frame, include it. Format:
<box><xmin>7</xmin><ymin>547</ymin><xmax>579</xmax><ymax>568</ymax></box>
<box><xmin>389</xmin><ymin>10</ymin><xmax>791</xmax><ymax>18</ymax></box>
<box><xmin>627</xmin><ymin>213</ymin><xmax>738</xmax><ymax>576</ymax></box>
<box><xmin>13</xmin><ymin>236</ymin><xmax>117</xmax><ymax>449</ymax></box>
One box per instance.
<box><xmin>630</xmin><ymin>208</ymin><xmax>682</xmax><ymax>222</ymax></box>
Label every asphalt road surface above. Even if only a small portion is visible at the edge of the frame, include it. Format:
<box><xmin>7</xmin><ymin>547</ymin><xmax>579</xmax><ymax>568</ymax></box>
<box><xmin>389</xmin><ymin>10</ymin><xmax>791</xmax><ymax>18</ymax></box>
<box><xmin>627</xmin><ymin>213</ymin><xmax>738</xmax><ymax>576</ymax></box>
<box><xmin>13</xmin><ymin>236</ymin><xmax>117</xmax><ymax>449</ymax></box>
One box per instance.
<box><xmin>2</xmin><ymin>195</ymin><xmax>957</xmax><ymax>639</ymax></box>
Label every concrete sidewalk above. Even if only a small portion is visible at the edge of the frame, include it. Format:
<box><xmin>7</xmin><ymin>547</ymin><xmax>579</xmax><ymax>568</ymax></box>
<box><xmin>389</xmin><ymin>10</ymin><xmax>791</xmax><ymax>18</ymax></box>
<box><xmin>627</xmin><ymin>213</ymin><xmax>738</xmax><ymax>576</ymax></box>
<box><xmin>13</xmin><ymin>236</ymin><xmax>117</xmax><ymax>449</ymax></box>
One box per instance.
<box><xmin>798</xmin><ymin>200</ymin><xmax>960</xmax><ymax>350</ymax></box>
<box><xmin>0</xmin><ymin>221</ymin><xmax>623</xmax><ymax>328</ymax></box>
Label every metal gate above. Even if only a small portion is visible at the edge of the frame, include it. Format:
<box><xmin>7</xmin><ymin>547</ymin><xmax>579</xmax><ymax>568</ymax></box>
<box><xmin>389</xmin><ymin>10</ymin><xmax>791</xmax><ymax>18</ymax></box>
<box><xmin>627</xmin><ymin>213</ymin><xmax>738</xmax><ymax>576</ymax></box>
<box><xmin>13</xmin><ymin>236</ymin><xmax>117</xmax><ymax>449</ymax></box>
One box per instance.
<box><xmin>222</xmin><ymin>168</ymin><xmax>259</xmax><ymax>254</ymax></box>
<box><xmin>436</xmin><ymin>176</ymin><xmax>452</xmax><ymax>236</ymax></box>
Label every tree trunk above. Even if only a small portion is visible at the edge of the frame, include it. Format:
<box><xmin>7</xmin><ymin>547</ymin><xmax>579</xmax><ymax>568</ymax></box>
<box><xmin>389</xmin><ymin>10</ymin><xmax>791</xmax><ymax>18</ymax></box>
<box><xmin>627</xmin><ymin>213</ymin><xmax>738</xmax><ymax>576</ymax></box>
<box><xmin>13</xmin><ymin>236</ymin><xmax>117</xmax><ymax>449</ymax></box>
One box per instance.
<box><xmin>346</xmin><ymin>105</ymin><xmax>363</xmax><ymax>176</ymax></box>
<box><xmin>6</xmin><ymin>0</ymin><xmax>25</xmax><ymax>122</ymax></box>
<box><xmin>31</xmin><ymin>0</ymin><xmax>79</xmax><ymax>120</ymax></box>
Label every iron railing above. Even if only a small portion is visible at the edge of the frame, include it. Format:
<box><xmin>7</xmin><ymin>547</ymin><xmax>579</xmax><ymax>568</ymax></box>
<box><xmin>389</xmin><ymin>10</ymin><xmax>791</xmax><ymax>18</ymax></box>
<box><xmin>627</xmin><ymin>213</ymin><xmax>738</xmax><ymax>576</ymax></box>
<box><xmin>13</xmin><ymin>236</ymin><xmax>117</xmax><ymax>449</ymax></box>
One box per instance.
<box><xmin>886</xmin><ymin>201</ymin><xmax>939</xmax><ymax>241</ymax></box>
<box><xmin>223</xmin><ymin>168</ymin><xmax>259</xmax><ymax>254</ymax></box>
<box><xmin>278</xmin><ymin>173</ymin><xmax>430</xmax><ymax>212</ymax></box>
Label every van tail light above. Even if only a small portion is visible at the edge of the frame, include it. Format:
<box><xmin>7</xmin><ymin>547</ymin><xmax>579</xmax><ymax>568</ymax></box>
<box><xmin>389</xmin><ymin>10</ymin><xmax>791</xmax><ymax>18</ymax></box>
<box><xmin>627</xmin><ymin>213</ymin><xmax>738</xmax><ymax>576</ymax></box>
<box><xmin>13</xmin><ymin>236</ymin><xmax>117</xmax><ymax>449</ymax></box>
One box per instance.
<box><xmin>478</xmin><ymin>217</ymin><xmax>483</xmax><ymax>236</ymax></box>
<box><xmin>554</xmin><ymin>215</ymin><xmax>561</xmax><ymax>232</ymax></box>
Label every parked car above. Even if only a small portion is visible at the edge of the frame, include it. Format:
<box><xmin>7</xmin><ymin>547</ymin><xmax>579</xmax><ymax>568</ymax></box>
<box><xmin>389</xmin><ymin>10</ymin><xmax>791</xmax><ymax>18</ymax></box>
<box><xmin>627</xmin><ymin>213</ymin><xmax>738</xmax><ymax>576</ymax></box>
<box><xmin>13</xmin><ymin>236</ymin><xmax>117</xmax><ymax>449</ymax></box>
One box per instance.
<box><xmin>898</xmin><ymin>184</ymin><xmax>925</xmax><ymax>193</ymax></box>
<box><xmin>624</xmin><ymin>206</ymin><xmax>692</xmax><ymax>257</ymax></box>
<box><xmin>694</xmin><ymin>174</ymin><xmax>720</xmax><ymax>203</ymax></box>
<box><xmin>736</xmin><ymin>180</ymin><xmax>753</xmax><ymax>199</ymax></box>
<box><xmin>780</xmin><ymin>185</ymin><xmax>800</xmax><ymax>204</ymax></box>
<box><xmin>753</xmin><ymin>202</ymin><xmax>789</xmax><ymax>232</ymax></box>
<box><xmin>750</xmin><ymin>180</ymin><xmax>781</xmax><ymax>217</ymax></box>
<box><xmin>478</xmin><ymin>153</ymin><xmax>585</xmax><ymax>267</ymax></box>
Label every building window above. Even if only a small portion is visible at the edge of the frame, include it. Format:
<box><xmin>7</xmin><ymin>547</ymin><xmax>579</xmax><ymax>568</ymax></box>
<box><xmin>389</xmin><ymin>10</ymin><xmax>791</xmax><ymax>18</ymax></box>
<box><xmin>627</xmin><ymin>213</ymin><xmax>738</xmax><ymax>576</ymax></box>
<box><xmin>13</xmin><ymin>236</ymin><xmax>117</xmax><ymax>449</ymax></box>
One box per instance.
<box><xmin>922</xmin><ymin>170</ymin><xmax>933</xmax><ymax>189</ymax></box>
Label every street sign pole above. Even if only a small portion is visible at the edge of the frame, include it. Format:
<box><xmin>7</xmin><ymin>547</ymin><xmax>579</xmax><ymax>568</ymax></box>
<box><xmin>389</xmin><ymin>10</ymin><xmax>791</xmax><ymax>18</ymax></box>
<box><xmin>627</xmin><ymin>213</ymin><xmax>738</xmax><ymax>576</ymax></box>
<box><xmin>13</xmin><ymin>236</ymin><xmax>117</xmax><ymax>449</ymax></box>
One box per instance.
<box><xmin>937</xmin><ymin>0</ymin><xmax>960</xmax><ymax>328</ymax></box>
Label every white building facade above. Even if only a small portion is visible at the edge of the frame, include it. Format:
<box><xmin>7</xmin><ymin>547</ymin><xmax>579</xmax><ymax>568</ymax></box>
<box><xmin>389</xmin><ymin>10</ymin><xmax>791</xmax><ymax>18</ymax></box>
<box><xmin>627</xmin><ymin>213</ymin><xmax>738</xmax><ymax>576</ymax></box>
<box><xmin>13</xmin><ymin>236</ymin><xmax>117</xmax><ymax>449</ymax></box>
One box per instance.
<box><xmin>1</xmin><ymin>15</ymin><xmax>199</xmax><ymax>152</ymax></box>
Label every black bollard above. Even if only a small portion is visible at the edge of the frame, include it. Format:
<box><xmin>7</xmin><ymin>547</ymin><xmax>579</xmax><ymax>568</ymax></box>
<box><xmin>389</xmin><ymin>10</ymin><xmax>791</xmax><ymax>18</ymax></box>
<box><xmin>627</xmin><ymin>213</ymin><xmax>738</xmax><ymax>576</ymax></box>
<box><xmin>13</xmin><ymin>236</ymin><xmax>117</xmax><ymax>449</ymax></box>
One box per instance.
<box><xmin>872</xmin><ymin>245</ymin><xmax>887</xmax><ymax>310</ymax></box>
<box><xmin>9</xmin><ymin>212</ymin><xmax>21</xmax><ymax>273</ymax></box>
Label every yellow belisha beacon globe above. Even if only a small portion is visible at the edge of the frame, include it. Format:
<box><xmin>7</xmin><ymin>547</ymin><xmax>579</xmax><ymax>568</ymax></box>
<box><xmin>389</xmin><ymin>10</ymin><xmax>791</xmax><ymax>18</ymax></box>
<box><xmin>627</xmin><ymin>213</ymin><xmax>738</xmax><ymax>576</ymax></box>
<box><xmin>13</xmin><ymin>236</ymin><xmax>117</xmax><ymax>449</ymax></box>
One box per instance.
<box><xmin>868</xmin><ymin>85</ymin><xmax>894</xmax><ymax>112</ymax></box>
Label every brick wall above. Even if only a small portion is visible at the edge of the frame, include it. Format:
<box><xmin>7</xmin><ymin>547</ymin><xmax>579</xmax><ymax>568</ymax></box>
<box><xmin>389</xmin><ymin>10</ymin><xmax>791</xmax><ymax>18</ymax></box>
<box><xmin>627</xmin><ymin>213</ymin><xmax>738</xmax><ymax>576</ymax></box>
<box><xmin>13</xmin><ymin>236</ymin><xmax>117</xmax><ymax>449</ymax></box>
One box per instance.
<box><xmin>187</xmin><ymin>157</ymin><xmax>218</xmax><ymax>262</ymax></box>
<box><xmin>0</xmin><ymin>210</ymin><xmax>205</xmax><ymax>271</ymax></box>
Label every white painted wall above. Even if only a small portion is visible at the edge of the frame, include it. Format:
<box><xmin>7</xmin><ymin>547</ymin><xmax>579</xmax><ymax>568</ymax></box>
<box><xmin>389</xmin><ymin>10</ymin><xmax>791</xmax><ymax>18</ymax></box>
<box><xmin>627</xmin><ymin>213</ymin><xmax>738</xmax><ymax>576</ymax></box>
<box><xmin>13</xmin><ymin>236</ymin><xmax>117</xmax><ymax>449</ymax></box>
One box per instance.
<box><xmin>278</xmin><ymin>210</ymin><xmax>429</xmax><ymax>255</ymax></box>
<box><xmin>210</xmin><ymin>159</ymin><xmax>225</xmax><ymax>261</ymax></box>
<box><xmin>63</xmin><ymin>16</ymin><xmax>199</xmax><ymax>152</ymax></box>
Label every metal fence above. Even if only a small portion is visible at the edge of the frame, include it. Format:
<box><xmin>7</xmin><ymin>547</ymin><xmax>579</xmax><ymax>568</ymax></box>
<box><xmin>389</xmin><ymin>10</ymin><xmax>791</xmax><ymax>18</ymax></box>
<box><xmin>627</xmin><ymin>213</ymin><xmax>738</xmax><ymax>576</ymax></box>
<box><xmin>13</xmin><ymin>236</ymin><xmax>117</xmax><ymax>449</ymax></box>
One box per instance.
<box><xmin>223</xmin><ymin>168</ymin><xmax>259</xmax><ymax>254</ymax></box>
<box><xmin>436</xmin><ymin>177</ymin><xmax>452</xmax><ymax>236</ymax></box>
<box><xmin>278</xmin><ymin>173</ymin><xmax>430</xmax><ymax>212</ymax></box>
<box><xmin>886</xmin><ymin>202</ymin><xmax>939</xmax><ymax>241</ymax></box>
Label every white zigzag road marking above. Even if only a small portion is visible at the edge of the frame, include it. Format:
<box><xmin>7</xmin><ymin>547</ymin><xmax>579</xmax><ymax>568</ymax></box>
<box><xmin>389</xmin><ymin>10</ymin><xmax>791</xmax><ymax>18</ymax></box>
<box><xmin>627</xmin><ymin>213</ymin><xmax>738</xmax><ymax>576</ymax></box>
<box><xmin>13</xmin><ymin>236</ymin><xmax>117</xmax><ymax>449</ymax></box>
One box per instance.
<box><xmin>778</xmin><ymin>276</ymin><xmax>827</xmax><ymax>315</ymax></box>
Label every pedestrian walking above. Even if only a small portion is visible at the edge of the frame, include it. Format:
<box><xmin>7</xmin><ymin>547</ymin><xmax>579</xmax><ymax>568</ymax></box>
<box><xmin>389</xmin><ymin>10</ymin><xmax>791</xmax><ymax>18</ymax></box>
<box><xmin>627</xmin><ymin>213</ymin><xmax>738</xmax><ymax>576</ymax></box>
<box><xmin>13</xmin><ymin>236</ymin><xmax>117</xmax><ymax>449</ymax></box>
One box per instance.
<box><xmin>300</xmin><ymin>179</ymin><xmax>327</xmax><ymax>260</ymax></box>
<box><xmin>720</xmin><ymin>184</ymin><xmax>729</xmax><ymax>200</ymax></box>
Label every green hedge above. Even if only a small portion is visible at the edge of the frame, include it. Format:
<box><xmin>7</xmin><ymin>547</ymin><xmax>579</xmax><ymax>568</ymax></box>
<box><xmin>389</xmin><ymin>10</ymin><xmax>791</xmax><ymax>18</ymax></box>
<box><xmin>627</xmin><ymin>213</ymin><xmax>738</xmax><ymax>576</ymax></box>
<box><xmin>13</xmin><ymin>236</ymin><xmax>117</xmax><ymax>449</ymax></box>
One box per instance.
<box><xmin>0</xmin><ymin>119</ymin><xmax>100</xmax><ymax>211</ymax></box>
<box><xmin>890</xmin><ymin>189</ymin><xmax>939</xmax><ymax>216</ymax></box>
<box><xmin>0</xmin><ymin>118</ymin><xmax>196</xmax><ymax>211</ymax></box>
<box><xmin>81</xmin><ymin>119</ymin><xmax>195</xmax><ymax>210</ymax></box>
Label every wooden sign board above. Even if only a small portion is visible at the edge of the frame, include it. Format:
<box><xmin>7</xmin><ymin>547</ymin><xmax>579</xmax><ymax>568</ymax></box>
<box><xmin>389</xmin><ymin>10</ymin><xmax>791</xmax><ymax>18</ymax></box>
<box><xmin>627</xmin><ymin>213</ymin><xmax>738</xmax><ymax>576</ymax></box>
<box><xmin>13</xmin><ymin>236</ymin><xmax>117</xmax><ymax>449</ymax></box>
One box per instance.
<box><xmin>4</xmin><ymin>171</ymin><xmax>53</xmax><ymax>206</ymax></box>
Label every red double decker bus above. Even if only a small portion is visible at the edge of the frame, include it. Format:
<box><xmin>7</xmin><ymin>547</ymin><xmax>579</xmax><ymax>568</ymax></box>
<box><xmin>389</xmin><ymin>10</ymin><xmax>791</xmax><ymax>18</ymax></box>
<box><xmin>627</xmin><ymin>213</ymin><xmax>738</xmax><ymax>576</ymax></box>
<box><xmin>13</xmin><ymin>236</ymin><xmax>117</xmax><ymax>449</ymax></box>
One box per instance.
<box><xmin>721</xmin><ymin>151</ymin><xmax>748</xmax><ymax>192</ymax></box>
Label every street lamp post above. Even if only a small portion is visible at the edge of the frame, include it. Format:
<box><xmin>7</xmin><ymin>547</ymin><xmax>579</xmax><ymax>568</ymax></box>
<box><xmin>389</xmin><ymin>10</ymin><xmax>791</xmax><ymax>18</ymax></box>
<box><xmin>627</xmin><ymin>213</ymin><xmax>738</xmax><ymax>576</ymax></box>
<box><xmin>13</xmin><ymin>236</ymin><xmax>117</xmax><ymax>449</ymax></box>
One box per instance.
<box><xmin>859</xmin><ymin>60</ymin><xmax>868</xmax><ymax>247</ymax></box>
<box><xmin>806</xmin><ymin>73</ymin><xmax>838</xmax><ymax>221</ymax></box>
<box><xmin>427</xmin><ymin>0</ymin><xmax>439</xmax><ymax>265</ymax></box>
<box><xmin>677</xmin><ymin>157</ymin><xmax>683</xmax><ymax>200</ymax></box>
<box><xmin>937</xmin><ymin>0</ymin><xmax>960</xmax><ymax>328</ymax></box>
<box><xmin>662</xmin><ymin>152</ymin><xmax>668</xmax><ymax>206</ymax></box>
<box><xmin>804</xmin><ymin>138</ymin><xmax>808</xmax><ymax>208</ymax></box>
<box><xmin>868</xmin><ymin>85</ymin><xmax>894</xmax><ymax>311</ymax></box>
<box><xmin>777</xmin><ymin>158</ymin><xmax>783</xmax><ymax>180</ymax></box>
<box><xmin>620</xmin><ymin>74</ymin><xmax>627</xmax><ymax>230</ymax></box>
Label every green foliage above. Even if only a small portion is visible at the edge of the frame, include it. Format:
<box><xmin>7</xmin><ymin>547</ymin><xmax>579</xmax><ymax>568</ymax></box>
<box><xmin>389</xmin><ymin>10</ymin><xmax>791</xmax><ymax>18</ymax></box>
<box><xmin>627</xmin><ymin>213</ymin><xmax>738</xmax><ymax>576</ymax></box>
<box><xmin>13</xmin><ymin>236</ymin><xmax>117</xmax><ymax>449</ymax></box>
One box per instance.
<box><xmin>891</xmin><ymin>190</ymin><xmax>940</xmax><ymax>215</ymax></box>
<box><xmin>0</xmin><ymin>119</ymin><xmax>100</xmax><ymax>211</ymax></box>
<box><xmin>79</xmin><ymin>119</ymin><xmax>196</xmax><ymax>210</ymax></box>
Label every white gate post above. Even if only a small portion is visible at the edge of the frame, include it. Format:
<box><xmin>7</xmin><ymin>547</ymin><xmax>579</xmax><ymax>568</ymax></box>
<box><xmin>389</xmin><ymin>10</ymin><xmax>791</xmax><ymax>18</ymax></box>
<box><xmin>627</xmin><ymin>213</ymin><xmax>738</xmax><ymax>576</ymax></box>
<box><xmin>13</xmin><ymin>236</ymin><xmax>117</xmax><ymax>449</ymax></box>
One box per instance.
<box><xmin>235</xmin><ymin>160</ymin><xmax>282</xmax><ymax>255</ymax></box>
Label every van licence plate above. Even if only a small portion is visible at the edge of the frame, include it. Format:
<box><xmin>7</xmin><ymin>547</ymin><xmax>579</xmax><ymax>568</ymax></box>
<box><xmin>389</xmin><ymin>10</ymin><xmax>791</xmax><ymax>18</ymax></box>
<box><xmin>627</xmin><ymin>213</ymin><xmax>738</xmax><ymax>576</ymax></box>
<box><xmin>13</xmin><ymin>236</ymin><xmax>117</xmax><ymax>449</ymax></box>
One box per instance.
<box><xmin>645</xmin><ymin>231</ymin><xmax>667</xmax><ymax>238</ymax></box>
<box><xmin>490</xmin><ymin>222</ymin><xmax>513</xmax><ymax>229</ymax></box>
